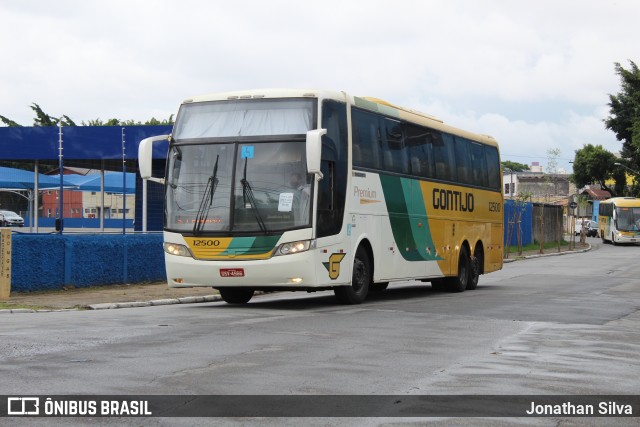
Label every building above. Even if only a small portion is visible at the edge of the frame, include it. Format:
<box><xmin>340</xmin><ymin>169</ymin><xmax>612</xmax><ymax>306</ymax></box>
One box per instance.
<box><xmin>503</xmin><ymin>171</ymin><xmax>575</xmax><ymax>203</ymax></box>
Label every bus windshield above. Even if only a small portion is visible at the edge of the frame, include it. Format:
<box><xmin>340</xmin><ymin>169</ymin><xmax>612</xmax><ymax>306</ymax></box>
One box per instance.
<box><xmin>166</xmin><ymin>141</ymin><xmax>312</xmax><ymax>234</ymax></box>
<box><xmin>616</xmin><ymin>207</ymin><xmax>640</xmax><ymax>231</ymax></box>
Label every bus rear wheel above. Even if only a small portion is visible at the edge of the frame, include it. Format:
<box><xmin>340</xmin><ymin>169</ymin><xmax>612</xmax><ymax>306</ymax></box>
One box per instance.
<box><xmin>219</xmin><ymin>288</ymin><xmax>254</xmax><ymax>304</ymax></box>
<box><xmin>334</xmin><ymin>246</ymin><xmax>370</xmax><ymax>304</ymax></box>
<box><xmin>444</xmin><ymin>246</ymin><xmax>470</xmax><ymax>293</ymax></box>
<box><xmin>467</xmin><ymin>250</ymin><xmax>482</xmax><ymax>290</ymax></box>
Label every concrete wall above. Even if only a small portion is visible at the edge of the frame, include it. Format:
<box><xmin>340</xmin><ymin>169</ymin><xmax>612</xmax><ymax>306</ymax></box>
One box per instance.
<box><xmin>10</xmin><ymin>233</ymin><xmax>165</xmax><ymax>292</ymax></box>
<box><xmin>532</xmin><ymin>203</ymin><xmax>564</xmax><ymax>244</ymax></box>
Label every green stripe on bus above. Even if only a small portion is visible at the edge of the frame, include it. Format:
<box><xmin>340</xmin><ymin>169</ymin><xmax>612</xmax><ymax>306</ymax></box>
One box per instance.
<box><xmin>223</xmin><ymin>235</ymin><xmax>281</xmax><ymax>255</ymax></box>
<box><xmin>379</xmin><ymin>175</ymin><xmax>441</xmax><ymax>261</ymax></box>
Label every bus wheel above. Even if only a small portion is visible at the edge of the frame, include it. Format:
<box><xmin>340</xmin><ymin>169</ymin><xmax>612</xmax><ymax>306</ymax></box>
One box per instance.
<box><xmin>334</xmin><ymin>246</ymin><xmax>370</xmax><ymax>304</ymax></box>
<box><xmin>467</xmin><ymin>252</ymin><xmax>481</xmax><ymax>290</ymax></box>
<box><xmin>370</xmin><ymin>282</ymin><xmax>389</xmax><ymax>292</ymax></box>
<box><xmin>445</xmin><ymin>246</ymin><xmax>470</xmax><ymax>293</ymax></box>
<box><xmin>219</xmin><ymin>288</ymin><xmax>254</xmax><ymax>304</ymax></box>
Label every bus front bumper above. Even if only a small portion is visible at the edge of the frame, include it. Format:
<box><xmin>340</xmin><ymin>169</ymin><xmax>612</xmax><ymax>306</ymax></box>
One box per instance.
<box><xmin>165</xmin><ymin>251</ymin><xmax>321</xmax><ymax>289</ymax></box>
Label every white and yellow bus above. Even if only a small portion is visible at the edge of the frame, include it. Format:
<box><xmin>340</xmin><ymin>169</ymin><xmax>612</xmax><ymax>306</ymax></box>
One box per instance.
<box><xmin>598</xmin><ymin>197</ymin><xmax>640</xmax><ymax>245</ymax></box>
<box><xmin>139</xmin><ymin>89</ymin><xmax>504</xmax><ymax>304</ymax></box>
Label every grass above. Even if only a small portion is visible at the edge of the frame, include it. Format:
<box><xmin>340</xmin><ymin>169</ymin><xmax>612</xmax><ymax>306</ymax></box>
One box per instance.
<box><xmin>505</xmin><ymin>239</ymin><xmax>587</xmax><ymax>259</ymax></box>
<box><xmin>0</xmin><ymin>302</ymin><xmax>50</xmax><ymax>310</ymax></box>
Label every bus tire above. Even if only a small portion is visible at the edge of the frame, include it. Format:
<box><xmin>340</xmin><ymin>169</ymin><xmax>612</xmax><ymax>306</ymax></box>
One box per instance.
<box><xmin>334</xmin><ymin>246</ymin><xmax>370</xmax><ymax>304</ymax></box>
<box><xmin>219</xmin><ymin>288</ymin><xmax>254</xmax><ymax>304</ymax></box>
<box><xmin>467</xmin><ymin>253</ymin><xmax>481</xmax><ymax>290</ymax></box>
<box><xmin>445</xmin><ymin>246</ymin><xmax>470</xmax><ymax>293</ymax></box>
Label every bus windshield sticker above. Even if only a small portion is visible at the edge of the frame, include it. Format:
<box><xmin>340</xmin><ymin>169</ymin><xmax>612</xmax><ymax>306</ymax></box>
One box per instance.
<box><xmin>278</xmin><ymin>193</ymin><xmax>294</xmax><ymax>212</ymax></box>
<box><xmin>241</xmin><ymin>146</ymin><xmax>255</xmax><ymax>159</ymax></box>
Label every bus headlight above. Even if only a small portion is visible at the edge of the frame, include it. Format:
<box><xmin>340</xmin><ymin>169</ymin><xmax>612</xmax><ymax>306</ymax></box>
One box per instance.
<box><xmin>275</xmin><ymin>239</ymin><xmax>316</xmax><ymax>256</ymax></box>
<box><xmin>164</xmin><ymin>242</ymin><xmax>192</xmax><ymax>257</ymax></box>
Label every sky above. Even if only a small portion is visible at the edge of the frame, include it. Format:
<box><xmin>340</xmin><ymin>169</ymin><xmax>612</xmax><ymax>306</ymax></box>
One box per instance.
<box><xmin>1</xmin><ymin>0</ymin><xmax>639</xmax><ymax>173</ymax></box>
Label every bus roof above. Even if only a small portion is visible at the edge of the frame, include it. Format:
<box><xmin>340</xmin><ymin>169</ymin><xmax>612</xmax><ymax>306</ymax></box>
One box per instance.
<box><xmin>182</xmin><ymin>88</ymin><xmax>498</xmax><ymax>148</ymax></box>
<box><xmin>600</xmin><ymin>197</ymin><xmax>640</xmax><ymax>207</ymax></box>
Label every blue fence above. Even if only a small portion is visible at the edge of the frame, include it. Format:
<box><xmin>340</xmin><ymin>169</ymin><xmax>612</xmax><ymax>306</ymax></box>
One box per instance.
<box><xmin>11</xmin><ymin>233</ymin><xmax>165</xmax><ymax>292</ymax></box>
<box><xmin>503</xmin><ymin>199</ymin><xmax>533</xmax><ymax>247</ymax></box>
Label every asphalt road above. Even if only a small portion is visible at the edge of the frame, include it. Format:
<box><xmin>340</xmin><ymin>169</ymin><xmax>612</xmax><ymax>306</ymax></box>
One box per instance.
<box><xmin>1</xmin><ymin>238</ymin><xmax>639</xmax><ymax>426</ymax></box>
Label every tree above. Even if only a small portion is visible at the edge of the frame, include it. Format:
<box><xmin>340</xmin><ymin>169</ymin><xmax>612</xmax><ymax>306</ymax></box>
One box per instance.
<box><xmin>0</xmin><ymin>115</ymin><xmax>21</xmax><ymax>127</ymax></box>
<box><xmin>1</xmin><ymin>103</ymin><xmax>174</xmax><ymax>127</ymax></box>
<box><xmin>29</xmin><ymin>103</ymin><xmax>77</xmax><ymax>126</ymax></box>
<box><xmin>572</xmin><ymin>144</ymin><xmax>625</xmax><ymax>196</ymax></box>
<box><xmin>605</xmin><ymin>60</ymin><xmax>640</xmax><ymax>175</ymax></box>
<box><xmin>501</xmin><ymin>160</ymin><xmax>529</xmax><ymax>172</ymax></box>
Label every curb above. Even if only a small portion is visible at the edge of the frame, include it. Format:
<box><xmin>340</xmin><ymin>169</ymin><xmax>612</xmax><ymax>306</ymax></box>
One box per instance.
<box><xmin>88</xmin><ymin>295</ymin><xmax>221</xmax><ymax>310</ymax></box>
<box><xmin>0</xmin><ymin>295</ymin><xmax>222</xmax><ymax>314</ymax></box>
<box><xmin>503</xmin><ymin>243</ymin><xmax>591</xmax><ymax>263</ymax></box>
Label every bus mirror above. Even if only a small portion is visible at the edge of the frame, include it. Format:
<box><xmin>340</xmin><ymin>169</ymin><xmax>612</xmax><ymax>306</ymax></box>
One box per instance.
<box><xmin>138</xmin><ymin>135</ymin><xmax>169</xmax><ymax>182</ymax></box>
<box><xmin>306</xmin><ymin>129</ymin><xmax>326</xmax><ymax>176</ymax></box>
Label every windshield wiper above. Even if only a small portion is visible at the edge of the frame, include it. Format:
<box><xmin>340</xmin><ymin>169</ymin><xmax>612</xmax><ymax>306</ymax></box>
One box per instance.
<box><xmin>240</xmin><ymin>158</ymin><xmax>267</xmax><ymax>233</ymax></box>
<box><xmin>193</xmin><ymin>155</ymin><xmax>219</xmax><ymax>235</ymax></box>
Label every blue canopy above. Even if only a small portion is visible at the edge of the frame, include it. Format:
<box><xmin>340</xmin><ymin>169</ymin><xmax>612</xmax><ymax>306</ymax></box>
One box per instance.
<box><xmin>0</xmin><ymin>166</ymin><xmax>75</xmax><ymax>190</ymax></box>
<box><xmin>51</xmin><ymin>172</ymin><xmax>136</xmax><ymax>194</ymax></box>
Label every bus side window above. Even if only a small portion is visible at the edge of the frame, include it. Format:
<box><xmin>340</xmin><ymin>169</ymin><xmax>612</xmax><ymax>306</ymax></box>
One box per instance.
<box><xmin>434</xmin><ymin>132</ymin><xmax>456</xmax><ymax>182</ymax></box>
<box><xmin>381</xmin><ymin>118</ymin><xmax>407</xmax><ymax>174</ymax></box>
<box><xmin>454</xmin><ymin>136</ymin><xmax>472</xmax><ymax>185</ymax></box>
<box><xmin>352</xmin><ymin>108</ymin><xmax>380</xmax><ymax>170</ymax></box>
<box><xmin>406</xmin><ymin>124</ymin><xmax>434</xmax><ymax>179</ymax></box>
<box><xmin>485</xmin><ymin>146</ymin><xmax>501</xmax><ymax>190</ymax></box>
<box><xmin>469</xmin><ymin>142</ymin><xmax>488</xmax><ymax>187</ymax></box>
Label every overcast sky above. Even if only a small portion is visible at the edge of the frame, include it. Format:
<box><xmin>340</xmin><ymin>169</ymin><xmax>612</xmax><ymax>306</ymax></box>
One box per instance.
<box><xmin>1</xmin><ymin>0</ymin><xmax>638</xmax><ymax>172</ymax></box>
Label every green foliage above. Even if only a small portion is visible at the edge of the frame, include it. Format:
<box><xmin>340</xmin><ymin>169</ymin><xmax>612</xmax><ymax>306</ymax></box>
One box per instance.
<box><xmin>29</xmin><ymin>103</ymin><xmax>76</xmax><ymax>126</ymax></box>
<box><xmin>572</xmin><ymin>144</ymin><xmax>621</xmax><ymax>196</ymax></box>
<box><xmin>80</xmin><ymin>114</ymin><xmax>174</xmax><ymax>126</ymax></box>
<box><xmin>2</xmin><ymin>103</ymin><xmax>174</xmax><ymax>127</ymax></box>
<box><xmin>501</xmin><ymin>161</ymin><xmax>529</xmax><ymax>172</ymax></box>
<box><xmin>0</xmin><ymin>115</ymin><xmax>21</xmax><ymax>127</ymax></box>
<box><xmin>605</xmin><ymin>60</ymin><xmax>640</xmax><ymax>177</ymax></box>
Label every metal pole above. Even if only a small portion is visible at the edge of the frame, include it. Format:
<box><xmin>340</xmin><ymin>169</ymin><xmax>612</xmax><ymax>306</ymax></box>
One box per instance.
<box><xmin>122</xmin><ymin>127</ymin><xmax>126</xmax><ymax>235</ymax></box>
<box><xmin>58</xmin><ymin>123</ymin><xmax>64</xmax><ymax>234</ymax></box>
<box><xmin>100</xmin><ymin>159</ymin><xmax>105</xmax><ymax>232</ymax></box>
<box><xmin>34</xmin><ymin>160</ymin><xmax>39</xmax><ymax>232</ymax></box>
<box><xmin>142</xmin><ymin>178</ymin><xmax>148</xmax><ymax>232</ymax></box>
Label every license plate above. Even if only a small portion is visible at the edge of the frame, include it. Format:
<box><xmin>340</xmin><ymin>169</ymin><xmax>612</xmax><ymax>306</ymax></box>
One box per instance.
<box><xmin>220</xmin><ymin>268</ymin><xmax>244</xmax><ymax>278</ymax></box>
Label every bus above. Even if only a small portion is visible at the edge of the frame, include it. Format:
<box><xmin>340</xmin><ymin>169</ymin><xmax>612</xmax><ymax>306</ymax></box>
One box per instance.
<box><xmin>138</xmin><ymin>89</ymin><xmax>504</xmax><ymax>304</ymax></box>
<box><xmin>598</xmin><ymin>197</ymin><xmax>640</xmax><ymax>245</ymax></box>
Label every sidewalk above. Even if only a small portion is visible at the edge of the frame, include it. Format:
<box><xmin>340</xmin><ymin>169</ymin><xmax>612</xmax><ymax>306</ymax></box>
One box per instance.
<box><xmin>1</xmin><ymin>243</ymin><xmax>591</xmax><ymax>313</ymax></box>
<box><xmin>1</xmin><ymin>282</ymin><xmax>220</xmax><ymax>312</ymax></box>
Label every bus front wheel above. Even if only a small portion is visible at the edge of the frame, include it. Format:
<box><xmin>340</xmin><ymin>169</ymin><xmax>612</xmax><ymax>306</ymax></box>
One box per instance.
<box><xmin>334</xmin><ymin>246</ymin><xmax>370</xmax><ymax>304</ymax></box>
<box><xmin>219</xmin><ymin>288</ymin><xmax>254</xmax><ymax>304</ymax></box>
